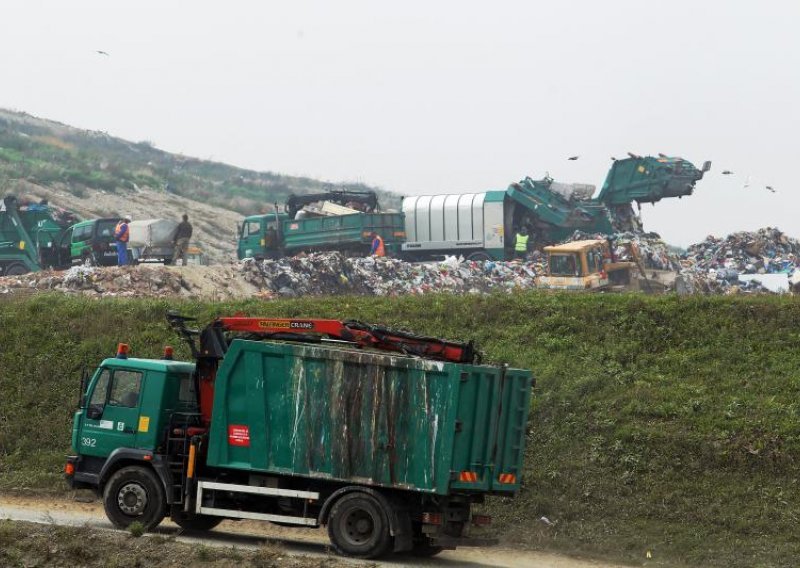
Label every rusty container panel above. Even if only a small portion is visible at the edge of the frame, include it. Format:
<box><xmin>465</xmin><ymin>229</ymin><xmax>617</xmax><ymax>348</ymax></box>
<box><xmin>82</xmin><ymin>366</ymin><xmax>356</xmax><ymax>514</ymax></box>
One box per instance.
<box><xmin>205</xmin><ymin>340</ymin><xmax>532</xmax><ymax>496</ymax></box>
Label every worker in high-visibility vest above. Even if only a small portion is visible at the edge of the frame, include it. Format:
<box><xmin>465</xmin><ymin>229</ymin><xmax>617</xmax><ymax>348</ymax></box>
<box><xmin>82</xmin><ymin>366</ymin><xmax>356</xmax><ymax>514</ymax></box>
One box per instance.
<box><xmin>513</xmin><ymin>227</ymin><xmax>530</xmax><ymax>260</ymax></box>
<box><xmin>370</xmin><ymin>232</ymin><xmax>386</xmax><ymax>257</ymax></box>
<box><xmin>114</xmin><ymin>215</ymin><xmax>131</xmax><ymax>266</ymax></box>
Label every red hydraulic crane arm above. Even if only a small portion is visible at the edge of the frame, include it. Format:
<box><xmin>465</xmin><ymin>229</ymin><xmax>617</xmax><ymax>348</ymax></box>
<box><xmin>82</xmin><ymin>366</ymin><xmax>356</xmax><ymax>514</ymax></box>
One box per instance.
<box><xmin>215</xmin><ymin>317</ymin><xmax>476</xmax><ymax>364</ymax></box>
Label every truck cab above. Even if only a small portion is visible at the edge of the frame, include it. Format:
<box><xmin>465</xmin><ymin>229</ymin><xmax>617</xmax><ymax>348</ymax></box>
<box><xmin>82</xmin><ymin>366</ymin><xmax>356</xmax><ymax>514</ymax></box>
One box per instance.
<box><xmin>237</xmin><ymin>213</ymin><xmax>287</xmax><ymax>260</ymax></box>
<box><xmin>538</xmin><ymin>239</ymin><xmax>635</xmax><ymax>291</ymax></box>
<box><xmin>59</xmin><ymin>218</ymin><xmax>123</xmax><ymax>267</ymax></box>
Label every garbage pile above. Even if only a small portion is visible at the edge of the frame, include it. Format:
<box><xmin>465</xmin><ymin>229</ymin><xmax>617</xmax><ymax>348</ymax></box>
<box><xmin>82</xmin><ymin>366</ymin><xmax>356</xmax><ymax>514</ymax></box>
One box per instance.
<box><xmin>677</xmin><ymin>227</ymin><xmax>799</xmax><ymax>294</ymax></box>
<box><xmin>241</xmin><ymin>252</ymin><xmax>542</xmax><ymax>296</ymax></box>
<box><xmin>0</xmin><ymin>265</ymin><xmax>191</xmax><ymax>297</ymax></box>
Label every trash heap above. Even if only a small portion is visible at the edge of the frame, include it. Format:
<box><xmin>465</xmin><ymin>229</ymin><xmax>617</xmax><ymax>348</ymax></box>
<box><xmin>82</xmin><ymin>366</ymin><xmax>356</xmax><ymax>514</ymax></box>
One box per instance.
<box><xmin>563</xmin><ymin>230</ymin><xmax>681</xmax><ymax>270</ymax></box>
<box><xmin>241</xmin><ymin>252</ymin><xmax>542</xmax><ymax>296</ymax></box>
<box><xmin>0</xmin><ymin>265</ymin><xmax>190</xmax><ymax>297</ymax></box>
<box><xmin>676</xmin><ymin>227</ymin><xmax>799</xmax><ymax>294</ymax></box>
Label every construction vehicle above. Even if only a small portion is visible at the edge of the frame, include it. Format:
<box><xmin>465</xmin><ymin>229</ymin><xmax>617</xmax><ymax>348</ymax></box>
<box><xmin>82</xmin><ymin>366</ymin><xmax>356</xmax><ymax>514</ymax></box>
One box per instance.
<box><xmin>401</xmin><ymin>154</ymin><xmax>711</xmax><ymax>260</ymax></box>
<box><xmin>0</xmin><ymin>195</ymin><xmax>71</xmax><ymax>275</ymax></box>
<box><xmin>238</xmin><ymin>190</ymin><xmax>405</xmax><ymax>260</ymax></box>
<box><xmin>537</xmin><ymin>239</ymin><xmax>636</xmax><ymax>291</ymax></box>
<box><xmin>65</xmin><ymin>315</ymin><xmax>532</xmax><ymax>558</ymax></box>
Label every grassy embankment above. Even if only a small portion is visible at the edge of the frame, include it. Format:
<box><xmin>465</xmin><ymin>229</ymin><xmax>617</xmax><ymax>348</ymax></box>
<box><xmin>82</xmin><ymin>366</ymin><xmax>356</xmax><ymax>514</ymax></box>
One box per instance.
<box><xmin>1</xmin><ymin>293</ymin><xmax>798</xmax><ymax>567</ymax></box>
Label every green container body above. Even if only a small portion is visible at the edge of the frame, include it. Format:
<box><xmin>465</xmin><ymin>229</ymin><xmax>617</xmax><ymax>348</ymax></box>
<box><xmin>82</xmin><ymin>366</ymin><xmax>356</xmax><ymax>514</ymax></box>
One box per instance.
<box><xmin>282</xmin><ymin>212</ymin><xmax>405</xmax><ymax>255</ymax></box>
<box><xmin>206</xmin><ymin>340</ymin><xmax>532</xmax><ymax>496</ymax></box>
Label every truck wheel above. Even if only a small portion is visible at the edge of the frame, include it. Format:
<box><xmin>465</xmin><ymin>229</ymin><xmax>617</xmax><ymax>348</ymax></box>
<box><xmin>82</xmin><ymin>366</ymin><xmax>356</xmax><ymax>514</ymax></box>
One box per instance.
<box><xmin>327</xmin><ymin>492</ymin><xmax>392</xmax><ymax>559</ymax></box>
<box><xmin>103</xmin><ymin>466</ymin><xmax>166</xmax><ymax>531</ymax></box>
<box><xmin>467</xmin><ymin>252</ymin><xmax>491</xmax><ymax>262</ymax></box>
<box><xmin>172</xmin><ymin>514</ymin><xmax>223</xmax><ymax>532</ymax></box>
<box><xmin>4</xmin><ymin>263</ymin><xmax>29</xmax><ymax>276</ymax></box>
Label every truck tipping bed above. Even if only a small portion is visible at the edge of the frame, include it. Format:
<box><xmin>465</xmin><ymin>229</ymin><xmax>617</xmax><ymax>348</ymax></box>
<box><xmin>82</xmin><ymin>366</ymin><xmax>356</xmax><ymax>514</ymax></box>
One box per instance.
<box><xmin>206</xmin><ymin>339</ymin><xmax>532</xmax><ymax>496</ymax></box>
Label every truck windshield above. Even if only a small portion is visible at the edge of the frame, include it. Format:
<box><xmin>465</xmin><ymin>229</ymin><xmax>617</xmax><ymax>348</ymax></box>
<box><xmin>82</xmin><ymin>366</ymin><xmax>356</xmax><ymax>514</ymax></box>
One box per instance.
<box><xmin>243</xmin><ymin>221</ymin><xmax>261</xmax><ymax>237</ymax></box>
<box><xmin>550</xmin><ymin>253</ymin><xmax>581</xmax><ymax>276</ymax></box>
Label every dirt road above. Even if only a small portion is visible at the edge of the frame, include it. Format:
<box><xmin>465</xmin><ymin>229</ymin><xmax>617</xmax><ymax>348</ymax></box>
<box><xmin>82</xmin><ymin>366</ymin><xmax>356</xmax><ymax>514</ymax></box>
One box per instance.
<box><xmin>0</xmin><ymin>494</ymin><xmax>625</xmax><ymax>568</ymax></box>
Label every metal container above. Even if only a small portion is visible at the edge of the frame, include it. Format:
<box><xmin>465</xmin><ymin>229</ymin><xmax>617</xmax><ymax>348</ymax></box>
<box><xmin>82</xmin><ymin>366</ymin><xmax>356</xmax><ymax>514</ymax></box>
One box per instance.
<box><xmin>206</xmin><ymin>340</ymin><xmax>532</xmax><ymax>496</ymax></box>
<box><xmin>282</xmin><ymin>212</ymin><xmax>405</xmax><ymax>255</ymax></box>
<box><xmin>401</xmin><ymin>191</ymin><xmax>507</xmax><ymax>259</ymax></box>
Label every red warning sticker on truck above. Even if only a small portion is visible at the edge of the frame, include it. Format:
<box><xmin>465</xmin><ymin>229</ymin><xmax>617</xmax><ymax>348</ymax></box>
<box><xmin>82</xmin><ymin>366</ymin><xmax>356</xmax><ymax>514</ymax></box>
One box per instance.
<box><xmin>228</xmin><ymin>425</ymin><xmax>250</xmax><ymax>447</ymax></box>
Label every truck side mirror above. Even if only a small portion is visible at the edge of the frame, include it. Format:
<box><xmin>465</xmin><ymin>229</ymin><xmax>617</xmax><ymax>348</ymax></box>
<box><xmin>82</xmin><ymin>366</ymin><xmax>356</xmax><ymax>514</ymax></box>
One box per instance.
<box><xmin>86</xmin><ymin>405</ymin><xmax>103</xmax><ymax>420</ymax></box>
<box><xmin>78</xmin><ymin>367</ymin><xmax>89</xmax><ymax>409</ymax></box>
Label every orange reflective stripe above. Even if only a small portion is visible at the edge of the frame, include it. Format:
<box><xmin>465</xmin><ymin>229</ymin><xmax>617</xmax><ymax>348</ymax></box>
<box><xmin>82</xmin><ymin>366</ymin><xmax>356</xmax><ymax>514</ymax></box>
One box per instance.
<box><xmin>459</xmin><ymin>471</ymin><xmax>478</xmax><ymax>483</ymax></box>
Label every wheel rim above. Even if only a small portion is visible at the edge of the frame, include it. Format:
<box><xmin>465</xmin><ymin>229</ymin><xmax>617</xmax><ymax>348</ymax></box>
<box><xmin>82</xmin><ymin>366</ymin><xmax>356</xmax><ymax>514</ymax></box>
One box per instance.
<box><xmin>341</xmin><ymin>508</ymin><xmax>376</xmax><ymax>546</ymax></box>
<box><xmin>117</xmin><ymin>482</ymin><xmax>148</xmax><ymax>515</ymax></box>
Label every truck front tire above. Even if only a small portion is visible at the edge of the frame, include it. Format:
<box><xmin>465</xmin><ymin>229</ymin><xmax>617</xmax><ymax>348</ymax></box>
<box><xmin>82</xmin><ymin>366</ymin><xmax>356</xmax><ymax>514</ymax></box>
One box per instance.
<box><xmin>327</xmin><ymin>492</ymin><xmax>392</xmax><ymax>559</ymax></box>
<box><xmin>103</xmin><ymin>466</ymin><xmax>166</xmax><ymax>531</ymax></box>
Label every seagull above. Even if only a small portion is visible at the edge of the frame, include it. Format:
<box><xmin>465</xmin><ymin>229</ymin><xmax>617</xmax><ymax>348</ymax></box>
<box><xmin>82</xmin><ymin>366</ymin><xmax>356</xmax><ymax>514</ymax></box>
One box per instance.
<box><xmin>96</xmin><ymin>50</ymin><xmax>110</xmax><ymax>56</ymax></box>
<box><xmin>743</xmin><ymin>176</ymin><xmax>751</xmax><ymax>189</ymax></box>
<box><xmin>567</xmin><ymin>155</ymin><xmax>579</xmax><ymax>161</ymax></box>
<box><xmin>721</xmin><ymin>170</ymin><xmax>734</xmax><ymax>175</ymax></box>
<box><xmin>766</xmin><ymin>185</ymin><xmax>776</xmax><ymax>193</ymax></box>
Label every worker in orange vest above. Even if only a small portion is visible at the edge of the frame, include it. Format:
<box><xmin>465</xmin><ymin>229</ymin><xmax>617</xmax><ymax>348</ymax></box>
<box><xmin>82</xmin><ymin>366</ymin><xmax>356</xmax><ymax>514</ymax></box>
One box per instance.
<box><xmin>370</xmin><ymin>232</ymin><xmax>385</xmax><ymax>257</ymax></box>
<box><xmin>114</xmin><ymin>215</ymin><xmax>131</xmax><ymax>266</ymax></box>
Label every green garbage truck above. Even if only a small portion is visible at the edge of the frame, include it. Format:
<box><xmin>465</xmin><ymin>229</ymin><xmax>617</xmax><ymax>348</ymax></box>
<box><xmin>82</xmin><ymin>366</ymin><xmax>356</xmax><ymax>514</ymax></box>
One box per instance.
<box><xmin>66</xmin><ymin>315</ymin><xmax>533</xmax><ymax>559</ymax></box>
<box><xmin>237</xmin><ymin>189</ymin><xmax>405</xmax><ymax>260</ymax></box>
<box><xmin>0</xmin><ymin>195</ymin><xmax>73</xmax><ymax>275</ymax></box>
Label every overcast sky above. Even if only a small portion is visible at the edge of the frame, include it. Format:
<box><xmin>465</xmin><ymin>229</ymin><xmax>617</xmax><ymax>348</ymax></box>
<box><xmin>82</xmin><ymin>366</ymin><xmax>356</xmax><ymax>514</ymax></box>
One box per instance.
<box><xmin>1</xmin><ymin>1</ymin><xmax>797</xmax><ymax>246</ymax></box>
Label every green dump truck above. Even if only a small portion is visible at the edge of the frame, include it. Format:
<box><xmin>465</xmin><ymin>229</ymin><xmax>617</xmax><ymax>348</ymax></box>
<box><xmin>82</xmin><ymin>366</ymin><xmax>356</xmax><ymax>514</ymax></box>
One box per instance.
<box><xmin>237</xmin><ymin>189</ymin><xmax>405</xmax><ymax>260</ymax></box>
<box><xmin>0</xmin><ymin>195</ymin><xmax>72</xmax><ymax>275</ymax></box>
<box><xmin>66</xmin><ymin>315</ymin><xmax>532</xmax><ymax>559</ymax></box>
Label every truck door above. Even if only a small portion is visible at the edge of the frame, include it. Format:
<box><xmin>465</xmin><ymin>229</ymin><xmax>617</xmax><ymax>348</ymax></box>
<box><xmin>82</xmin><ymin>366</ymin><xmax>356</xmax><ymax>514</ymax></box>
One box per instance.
<box><xmin>70</xmin><ymin>224</ymin><xmax>92</xmax><ymax>263</ymax></box>
<box><xmin>57</xmin><ymin>228</ymin><xmax>73</xmax><ymax>267</ymax></box>
<box><xmin>80</xmin><ymin>368</ymin><xmax>145</xmax><ymax>456</ymax></box>
<box><xmin>239</xmin><ymin>219</ymin><xmax>264</xmax><ymax>258</ymax></box>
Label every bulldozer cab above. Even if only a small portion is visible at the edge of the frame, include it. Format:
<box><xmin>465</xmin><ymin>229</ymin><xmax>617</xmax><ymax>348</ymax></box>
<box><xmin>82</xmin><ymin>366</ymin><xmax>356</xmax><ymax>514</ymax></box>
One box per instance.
<box><xmin>539</xmin><ymin>239</ymin><xmax>634</xmax><ymax>291</ymax></box>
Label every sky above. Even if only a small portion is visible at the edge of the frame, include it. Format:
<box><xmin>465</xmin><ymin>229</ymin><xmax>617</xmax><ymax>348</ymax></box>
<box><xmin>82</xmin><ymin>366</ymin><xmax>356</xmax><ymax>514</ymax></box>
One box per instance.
<box><xmin>1</xmin><ymin>1</ymin><xmax>798</xmax><ymax>246</ymax></box>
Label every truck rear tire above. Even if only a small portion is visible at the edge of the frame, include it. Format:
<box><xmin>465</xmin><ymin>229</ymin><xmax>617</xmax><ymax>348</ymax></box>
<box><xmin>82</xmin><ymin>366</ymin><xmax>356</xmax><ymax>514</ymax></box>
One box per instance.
<box><xmin>327</xmin><ymin>492</ymin><xmax>392</xmax><ymax>559</ymax></box>
<box><xmin>103</xmin><ymin>466</ymin><xmax>166</xmax><ymax>531</ymax></box>
<box><xmin>467</xmin><ymin>252</ymin><xmax>492</xmax><ymax>262</ymax></box>
<box><xmin>172</xmin><ymin>514</ymin><xmax>223</xmax><ymax>532</ymax></box>
<box><xmin>4</xmin><ymin>263</ymin><xmax>28</xmax><ymax>276</ymax></box>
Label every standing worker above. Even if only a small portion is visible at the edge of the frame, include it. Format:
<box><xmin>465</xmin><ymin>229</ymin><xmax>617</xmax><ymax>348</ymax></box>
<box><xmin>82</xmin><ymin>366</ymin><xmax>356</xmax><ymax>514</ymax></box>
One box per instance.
<box><xmin>370</xmin><ymin>231</ymin><xmax>385</xmax><ymax>257</ymax></box>
<box><xmin>513</xmin><ymin>227</ymin><xmax>530</xmax><ymax>260</ymax></box>
<box><xmin>114</xmin><ymin>214</ymin><xmax>131</xmax><ymax>266</ymax></box>
<box><xmin>172</xmin><ymin>214</ymin><xmax>193</xmax><ymax>266</ymax></box>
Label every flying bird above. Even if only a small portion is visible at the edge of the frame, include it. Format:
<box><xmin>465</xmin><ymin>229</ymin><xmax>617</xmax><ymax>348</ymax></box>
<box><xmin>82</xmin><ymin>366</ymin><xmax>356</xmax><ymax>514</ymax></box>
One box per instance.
<box><xmin>721</xmin><ymin>170</ymin><xmax>734</xmax><ymax>175</ymax></box>
<box><xmin>567</xmin><ymin>155</ymin><xmax>579</xmax><ymax>161</ymax></box>
<box><xmin>96</xmin><ymin>50</ymin><xmax>109</xmax><ymax>56</ymax></box>
<box><xmin>766</xmin><ymin>185</ymin><xmax>776</xmax><ymax>193</ymax></box>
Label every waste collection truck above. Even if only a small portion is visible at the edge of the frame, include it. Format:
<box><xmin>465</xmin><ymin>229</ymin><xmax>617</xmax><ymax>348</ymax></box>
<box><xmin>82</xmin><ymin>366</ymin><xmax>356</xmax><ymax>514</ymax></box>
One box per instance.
<box><xmin>0</xmin><ymin>195</ymin><xmax>72</xmax><ymax>275</ymax></box>
<box><xmin>401</xmin><ymin>154</ymin><xmax>711</xmax><ymax>261</ymax></box>
<box><xmin>66</xmin><ymin>315</ymin><xmax>532</xmax><ymax>559</ymax></box>
<box><xmin>238</xmin><ymin>189</ymin><xmax>405</xmax><ymax>260</ymax></box>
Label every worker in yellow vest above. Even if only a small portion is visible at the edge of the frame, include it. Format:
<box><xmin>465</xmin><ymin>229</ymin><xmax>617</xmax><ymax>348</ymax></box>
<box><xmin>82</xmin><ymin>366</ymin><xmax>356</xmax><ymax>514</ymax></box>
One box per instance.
<box><xmin>513</xmin><ymin>227</ymin><xmax>530</xmax><ymax>260</ymax></box>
